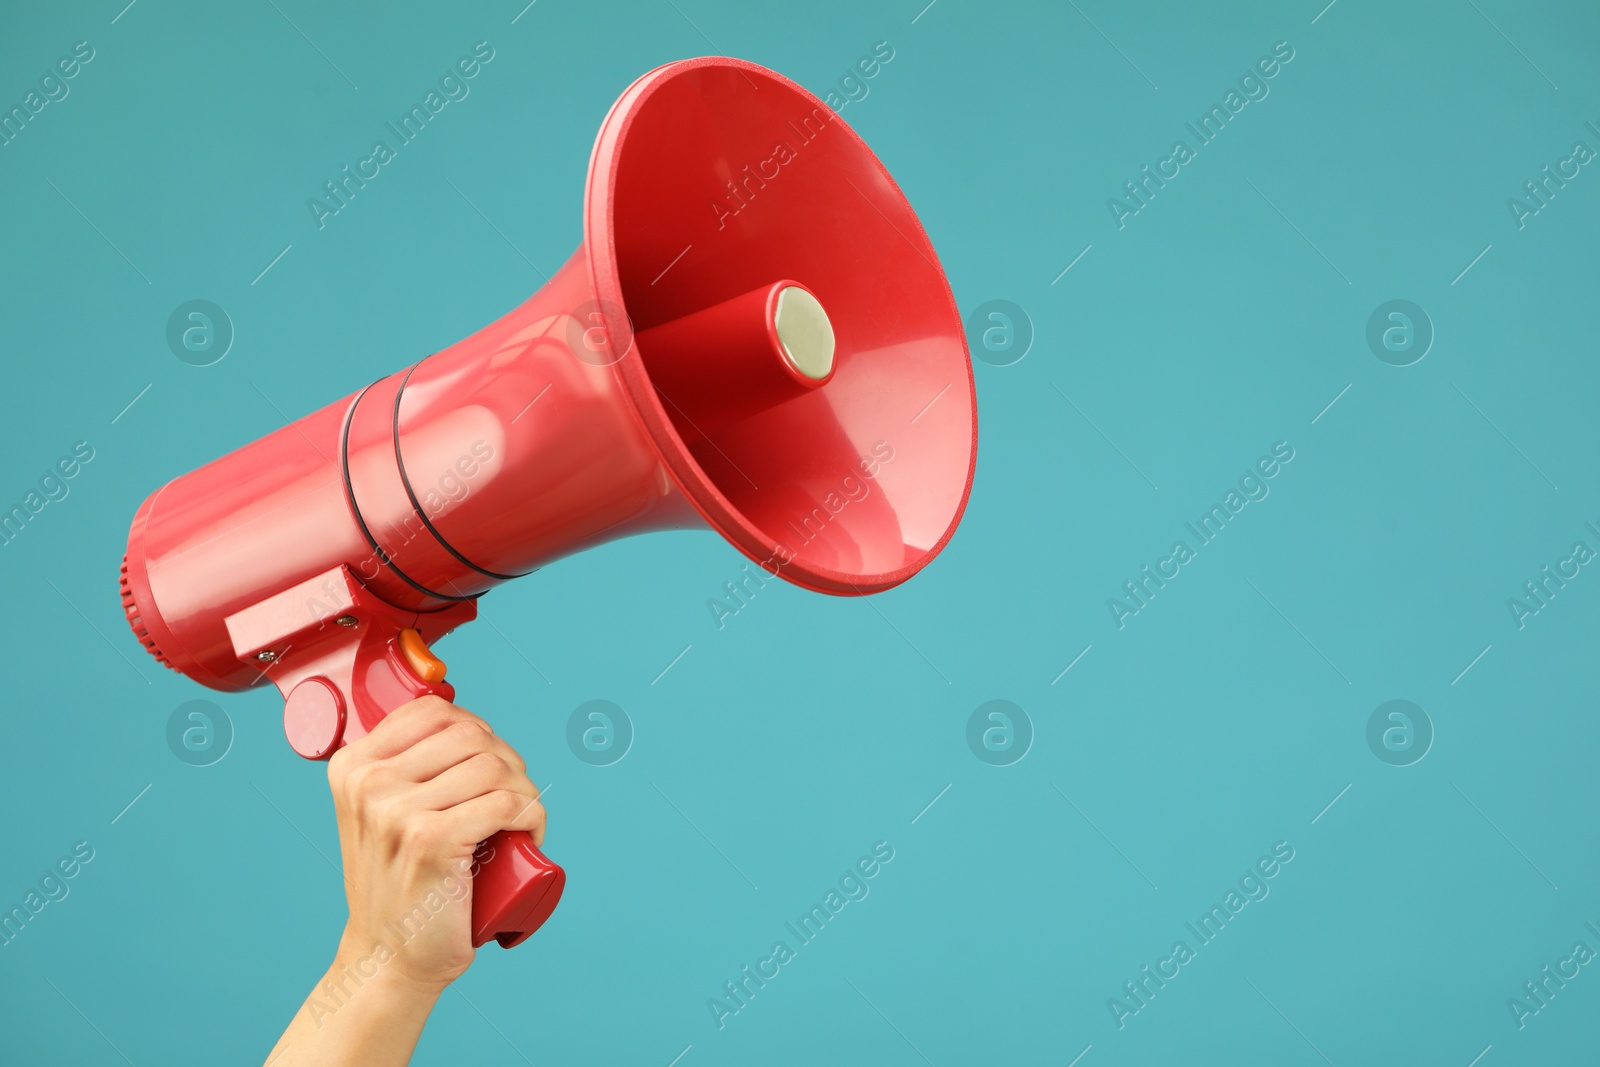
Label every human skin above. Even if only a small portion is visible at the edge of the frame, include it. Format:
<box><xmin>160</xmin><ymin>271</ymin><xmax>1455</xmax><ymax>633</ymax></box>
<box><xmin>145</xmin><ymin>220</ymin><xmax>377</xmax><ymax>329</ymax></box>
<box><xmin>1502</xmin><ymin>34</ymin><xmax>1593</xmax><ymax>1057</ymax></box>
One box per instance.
<box><xmin>263</xmin><ymin>697</ymin><xmax>546</xmax><ymax>1066</ymax></box>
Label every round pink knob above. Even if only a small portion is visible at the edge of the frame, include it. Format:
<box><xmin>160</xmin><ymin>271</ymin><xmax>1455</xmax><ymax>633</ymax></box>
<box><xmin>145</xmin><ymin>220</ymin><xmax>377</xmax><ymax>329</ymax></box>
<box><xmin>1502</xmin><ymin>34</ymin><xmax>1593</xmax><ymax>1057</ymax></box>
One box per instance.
<box><xmin>284</xmin><ymin>677</ymin><xmax>345</xmax><ymax>760</ymax></box>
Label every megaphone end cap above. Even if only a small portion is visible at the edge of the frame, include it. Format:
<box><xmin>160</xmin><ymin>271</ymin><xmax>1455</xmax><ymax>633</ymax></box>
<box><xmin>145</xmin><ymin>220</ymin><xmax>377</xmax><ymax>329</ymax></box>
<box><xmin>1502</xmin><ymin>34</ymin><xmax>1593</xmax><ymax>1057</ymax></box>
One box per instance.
<box><xmin>122</xmin><ymin>487</ymin><xmax>256</xmax><ymax>691</ymax></box>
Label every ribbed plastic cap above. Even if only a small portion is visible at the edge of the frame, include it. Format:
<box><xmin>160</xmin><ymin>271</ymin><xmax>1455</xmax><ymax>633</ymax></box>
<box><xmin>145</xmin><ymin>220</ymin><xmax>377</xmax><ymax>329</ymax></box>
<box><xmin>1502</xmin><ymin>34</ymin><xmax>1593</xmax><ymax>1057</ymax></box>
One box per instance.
<box><xmin>120</xmin><ymin>553</ymin><xmax>174</xmax><ymax>671</ymax></box>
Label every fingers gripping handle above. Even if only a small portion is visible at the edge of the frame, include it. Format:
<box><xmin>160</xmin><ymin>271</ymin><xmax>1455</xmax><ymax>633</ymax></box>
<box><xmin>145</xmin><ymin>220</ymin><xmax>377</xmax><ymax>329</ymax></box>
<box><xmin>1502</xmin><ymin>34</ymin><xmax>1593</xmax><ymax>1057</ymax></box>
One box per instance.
<box><xmin>229</xmin><ymin>572</ymin><xmax>565</xmax><ymax>949</ymax></box>
<box><xmin>381</xmin><ymin>629</ymin><xmax>566</xmax><ymax>948</ymax></box>
<box><xmin>305</xmin><ymin>624</ymin><xmax>565</xmax><ymax>948</ymax></box>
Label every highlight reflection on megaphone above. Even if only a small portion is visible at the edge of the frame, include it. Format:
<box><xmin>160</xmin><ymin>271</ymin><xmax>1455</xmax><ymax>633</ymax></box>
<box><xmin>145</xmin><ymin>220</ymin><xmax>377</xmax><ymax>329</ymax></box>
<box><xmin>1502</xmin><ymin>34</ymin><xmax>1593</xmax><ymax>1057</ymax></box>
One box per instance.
<box><xmin>120</xmin><ymin>57</ymin><xmax>977</xmax><ymax>948</ymax></box>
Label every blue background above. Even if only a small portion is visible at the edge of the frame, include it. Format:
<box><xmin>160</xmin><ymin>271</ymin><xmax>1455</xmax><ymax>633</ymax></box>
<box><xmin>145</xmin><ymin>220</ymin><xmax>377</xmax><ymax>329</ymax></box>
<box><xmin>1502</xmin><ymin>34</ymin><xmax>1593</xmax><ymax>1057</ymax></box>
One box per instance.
<box><xmin>2</xmin><ymin>0</ymin><xmax>1598</xmax><ymax>1063</ymax></box>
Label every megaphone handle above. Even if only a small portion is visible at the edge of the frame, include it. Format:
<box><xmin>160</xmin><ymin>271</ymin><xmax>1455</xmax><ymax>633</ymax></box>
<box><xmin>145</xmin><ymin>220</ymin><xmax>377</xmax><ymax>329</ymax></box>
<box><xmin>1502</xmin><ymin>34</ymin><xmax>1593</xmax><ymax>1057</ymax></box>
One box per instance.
<box><xmin>467</xmin><ymin>829</ymin><xmax>566</xmax><ymax>948</ymax></box>
<box><xmin>273</xmin><ymin>607</ymin><xmax>569</xmax><ymax>953</ymax></box>
<box><xmin>381</xmin><ymin>629</ymin><xmax>568</xmax><ymax>949</ymax></box>
<box><xmin>244</xmin><ymin>569</ymin><xmax>566</xmax><ymax>946</ymax></box>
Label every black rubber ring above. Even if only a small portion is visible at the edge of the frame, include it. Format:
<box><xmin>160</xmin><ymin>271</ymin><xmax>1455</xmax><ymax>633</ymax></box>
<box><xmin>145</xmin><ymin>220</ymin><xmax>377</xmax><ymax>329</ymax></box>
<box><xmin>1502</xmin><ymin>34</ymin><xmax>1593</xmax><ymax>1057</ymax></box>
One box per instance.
<box><xmin>391</xmin><ymin>360</ymin><xmax>533</xmax><ymax>582</ymax></box>
<box><xmin>340</xmin><ymin>380</ymin><xmax>480</xmax><ymax>603</ymax></box>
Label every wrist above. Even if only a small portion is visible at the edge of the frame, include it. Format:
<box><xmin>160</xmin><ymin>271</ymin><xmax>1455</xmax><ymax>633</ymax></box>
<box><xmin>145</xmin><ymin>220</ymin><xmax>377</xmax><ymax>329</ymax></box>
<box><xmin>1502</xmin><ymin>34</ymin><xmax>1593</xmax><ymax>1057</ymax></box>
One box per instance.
<box><xmin>278</xmin><ymin>943</ymin><xmax>443</xmax><ymax>1064</ymax></box>
<box><xmin>327</xmin><ymin>934</ymin><xmax>451</xmax><ymax>1007</ymax></box>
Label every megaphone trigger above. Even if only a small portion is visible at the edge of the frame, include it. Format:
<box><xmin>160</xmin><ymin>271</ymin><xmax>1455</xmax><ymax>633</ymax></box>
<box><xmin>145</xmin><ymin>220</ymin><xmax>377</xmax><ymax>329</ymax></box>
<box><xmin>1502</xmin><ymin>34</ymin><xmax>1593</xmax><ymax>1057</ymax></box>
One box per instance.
<box><xmin>396</xmin><ymin>627</ymin><xmax>448</xmax><ymax>684</ymax></box>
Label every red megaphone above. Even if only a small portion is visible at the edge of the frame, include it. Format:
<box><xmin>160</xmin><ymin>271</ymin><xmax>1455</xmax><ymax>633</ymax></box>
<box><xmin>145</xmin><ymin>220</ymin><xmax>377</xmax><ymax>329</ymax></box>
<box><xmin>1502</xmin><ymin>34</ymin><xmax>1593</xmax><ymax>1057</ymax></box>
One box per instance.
<box><xmin>119</xmin><ymin>56</ymin><xmax>976</xmax><ymax>949</ymax></box>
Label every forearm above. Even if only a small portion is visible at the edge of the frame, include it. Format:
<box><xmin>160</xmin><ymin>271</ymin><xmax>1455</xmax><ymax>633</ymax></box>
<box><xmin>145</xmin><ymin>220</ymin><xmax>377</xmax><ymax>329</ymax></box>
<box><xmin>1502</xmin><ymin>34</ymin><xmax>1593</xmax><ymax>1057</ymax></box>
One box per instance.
<box><xmin>265</xmin><ymin>940</ymin><xmax>442</xmax><ymax>1066</ymax></box>
<box><xmin>265</xmin><ymin>699</ymin><xmax>547</xmax><ymax>1065</ymax></box>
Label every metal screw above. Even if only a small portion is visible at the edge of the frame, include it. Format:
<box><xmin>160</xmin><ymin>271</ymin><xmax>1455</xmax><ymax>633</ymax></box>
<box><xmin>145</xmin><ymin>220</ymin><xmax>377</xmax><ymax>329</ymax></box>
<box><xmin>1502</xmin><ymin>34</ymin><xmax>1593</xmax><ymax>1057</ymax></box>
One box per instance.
<box><xmin>256</xmin><ymin>650</ymin><xmax>277</xmax><ymax>663</ymax></box>
<box><xmin>334</xmin><ymin>614</ymin><xmax>358</xmax><ymax>628</ymax></box>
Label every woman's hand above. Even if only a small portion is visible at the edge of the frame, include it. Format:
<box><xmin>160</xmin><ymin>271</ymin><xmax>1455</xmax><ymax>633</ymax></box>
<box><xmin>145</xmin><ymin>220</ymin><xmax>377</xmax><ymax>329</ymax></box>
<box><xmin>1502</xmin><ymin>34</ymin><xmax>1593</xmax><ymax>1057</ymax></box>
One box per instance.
<box><xmin>265</xmin><ymin>697</ymin><xmax>546</xmax><ymax>1066</ymax></box>
<box><xmin>330</xmin><ymin>695</ymin><xmax>546</xmax><ymax>989</ymax></box>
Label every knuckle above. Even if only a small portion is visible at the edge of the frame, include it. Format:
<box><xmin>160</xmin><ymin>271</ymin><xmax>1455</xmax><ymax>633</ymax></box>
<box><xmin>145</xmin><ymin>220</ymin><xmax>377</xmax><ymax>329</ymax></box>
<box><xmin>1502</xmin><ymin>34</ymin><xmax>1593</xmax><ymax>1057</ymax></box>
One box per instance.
<box><xmin>497</xmin><ymin>742</ymin><xmax>528</xmax><ymax>776</ymax></box>
<box><xmin>391</xmin><ymin>694</ymin><xmax>451</xmax><ymax>727</ymax></box>
<box><xmin>369</xmin><ymin>795</ymin><xmax>403</xmax><ymax>835</ymax></box>
<box><xmin>343</xmin><ymin>761</ymin><xmax>377</xmax><ymax>799</ymax></box>
<box><xmin>326</xmin><ymin>745</ymin><xmax>353</xmax><ymax>775</ymax></box>
<box><xmin>448</xmin><ymin>718</ymin><xmax>489</xmax><ymax>744</ymax></box>
<box><xmin>424</xmin><ymin>700</ymin><xmax>464</xmax><ymax>729</ymax></box>
<box><xmin>501</xmin><ymin>790</ymin><xmax>539</xmax><ymax>820</ymax></box>
<box><xmin>522</xmin><ymin>798</ymin><xmax>547</xmax><ymax>841</ymax></box>
<box><xmin>467</xmin><ymin>750</ymin><xmax>507</xmax><ymax>778</ymax></box>
<box><xmin>452</xmin><ymin>708</ymin><xmax>492</xmax><ymax>733</ymax></box>
<box><xmin>400</xmin><ymin>813</ymin><xmax>441</xmax><ymax>853</ymax></box>
<box><xmin>390</xmin><ymin>694</ymin><xmax>449</xmax><ymax>725</ymax></box>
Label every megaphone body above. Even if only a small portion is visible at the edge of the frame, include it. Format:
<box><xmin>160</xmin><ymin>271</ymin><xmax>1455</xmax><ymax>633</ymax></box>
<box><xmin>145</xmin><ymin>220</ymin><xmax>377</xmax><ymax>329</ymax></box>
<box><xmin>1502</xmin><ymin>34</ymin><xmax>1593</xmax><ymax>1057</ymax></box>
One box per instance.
<box><xmin>120</xmin><ymin>57</ymin><xmax>976</xmax><ymax>948</ymax></box>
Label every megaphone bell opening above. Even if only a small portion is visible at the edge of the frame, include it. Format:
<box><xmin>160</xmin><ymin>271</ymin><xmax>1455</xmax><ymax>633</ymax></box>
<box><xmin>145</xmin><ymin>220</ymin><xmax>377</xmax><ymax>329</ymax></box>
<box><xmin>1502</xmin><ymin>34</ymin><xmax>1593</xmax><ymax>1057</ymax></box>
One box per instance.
<box><xmin>591</xmin><ymin>56</ymin><xmax>977</xmax><ymax>595</ymax></box>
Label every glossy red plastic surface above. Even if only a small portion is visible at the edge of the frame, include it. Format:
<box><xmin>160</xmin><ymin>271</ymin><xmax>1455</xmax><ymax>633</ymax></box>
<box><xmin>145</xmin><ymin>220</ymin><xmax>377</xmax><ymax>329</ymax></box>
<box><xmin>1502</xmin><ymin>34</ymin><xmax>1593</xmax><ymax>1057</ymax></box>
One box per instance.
<box><xmin>283</xmin><ymin>677</ymin><xmax>344</xmax><ymax>760</ymax></box>
<box><xmin>120</xmin><ymin>56</ymin><xmax>975</xmax><ymax>952</ymax></box>
<box><xmin>121</xmin><ymin>56</ymin><xmax>974</xmax><ymax>687</ymax></box>
<box><xmin>594</xmin><ymin>57</ymin><xmax>977</xmax><ymax>594</ymax></box>
<box><xmin>635</xmin><ymin>280</ymin><xmax>831</xmax><ymax>443</ymax></box>
<box><xmin>471</xmin><ymin>832</ymin><xmax>566</xmax><ymax>949</ymax></box>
